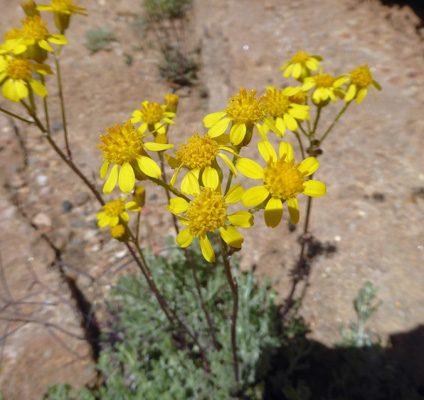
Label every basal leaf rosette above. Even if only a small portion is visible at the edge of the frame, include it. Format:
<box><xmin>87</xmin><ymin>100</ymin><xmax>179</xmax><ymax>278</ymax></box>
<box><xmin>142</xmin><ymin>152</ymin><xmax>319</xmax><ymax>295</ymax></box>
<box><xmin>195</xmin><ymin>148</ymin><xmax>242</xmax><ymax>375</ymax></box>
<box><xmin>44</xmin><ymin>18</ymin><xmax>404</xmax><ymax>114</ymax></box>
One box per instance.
<box><xmin>237</xmin><ymin>141</ymin><xmax>326</xmax><ymax>228</ymax></box>
<box><xmin>203</xmin><ymin>87</ymin><xmax>282</xmax><ymax>146</ymax></box>
<box><xmin>97</xmin><ymin>120</ymin><xmax>174</xmax><ymax>194</ymax></box>
<box><xmin>280</xmin><ymin>51</ymin><xmax>323</xmax><ymax>81</ymax></box>
<box><xmin>5</xmin><ymin>16</ymin><xmax>67</xmax><ymax>62</ymax></box>
<box><xmin>0</xmin><ymin>55</ymin><xmax>52</xmax><ymax>102</ymax></box>
<box><xmin>335</xmin><ymin>63</ymin><xmax>382</xmax><ymax>104</ymax></box>
<box><xmin>167</xmin><ymin>133</ymin><xmax>238</xmax><ymax>195</ymax></box>
<box><xmin>302</xmin><ymin>73</ymin><xmax>345</xmax><ymax>106</ymax></box>
<box><xmin>262</xmin><ymin>86</ymin><xmax>310</xmax><ymax>137</ymax></box>
<box><xmin>167</xmin><ymin>185</ymin><xmax>254</xmax><ymax>262</ymax></box>
<box><xmin>97</xmin><ymin>197</ymin><xmax>141</xmax><ymax>228</ymax></box>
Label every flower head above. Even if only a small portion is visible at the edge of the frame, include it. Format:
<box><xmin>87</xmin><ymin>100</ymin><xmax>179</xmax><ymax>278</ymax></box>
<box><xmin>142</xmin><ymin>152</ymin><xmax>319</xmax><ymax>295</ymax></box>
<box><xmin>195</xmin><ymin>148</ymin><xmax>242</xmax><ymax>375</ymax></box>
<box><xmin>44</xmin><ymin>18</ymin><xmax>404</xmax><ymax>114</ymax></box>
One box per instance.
<box><xmin>204</xmin><ymin>87</ymin><xmax>277</xmax><ymax>146</ymax></box>
<box><xmin>302</xmin><ymin>73</ymin><xmax>345</xmax><ymax>105</ymax></box>
<box><xmin>0</xmin><ymin>55</ymin><xmax>52</xmax><ymax>101</ymax></box>
<box><xmin>21</xmin><ymin>1</ymin><xmax>41</xmax><ymax>17</ymax></box>
<box><xmin>164</xmin><ymin>93</ymin><xmax>179</xmax><ymax>114</ymax></box>
<box><xmin>98</xmin><ymin>120</ymin><xmax>174</xmax><ymax>194</ymax></box>
<box><xmin>262</xmin><ymin>86</ymin><xmax>310</xmax><ymax>137</ymax></box>
<box><xmin>110</xmin><ymin>224</ymin><xmax>129</xmax><ymax>241</ymax></box>
<box><xmin>336</xmin><ymin>63</ymin><xmax>382</xmax><ymax>104</ymax></box>
<box><xmin>131</xmin><ymin>100</ymin><xmax>176</xmax><ymax>135</ymax></box>
<box><xmin>167</xmin><ymin>185</ymin><xmax>253</xmax><ymax>262</ymax></box>
<box><xmin>237</xmin><ymin>141</ymin><xmax>326</xmax><ymax>227</ymax></box>
<box><xmin>5</xmin><ymin>16</ymin><xmax>67</xmax><ymax>62</ymax></box>
<box><xmin>96</xmin><ymin>198</ymin><xmax>140</xmax><ymax>228</ymax></box>
<box><xmin>168</xmin><ymin>133</ymin><xmax>238</xmax><ymax>195</ymax></box>
<box><xmin>37</xmin><ymin>0</ymin><xmax>87</xmax><ymax>31</ymax></box>
<box><xmin>280</xmin><ymin>51</ymin><xmax>323</xmax><ymax>81</ymax></box>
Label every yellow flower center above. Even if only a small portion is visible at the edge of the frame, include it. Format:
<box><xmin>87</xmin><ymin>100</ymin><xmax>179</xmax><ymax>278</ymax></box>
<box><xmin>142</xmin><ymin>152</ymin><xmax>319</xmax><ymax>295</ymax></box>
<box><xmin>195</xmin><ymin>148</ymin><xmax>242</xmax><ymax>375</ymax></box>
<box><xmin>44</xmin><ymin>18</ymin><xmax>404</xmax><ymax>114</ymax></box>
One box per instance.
<box><xmin>97</xmin><ymin>121</ymin><xmax>145</xmax><ymax>165</ymax></box>
<box><xmin>6</xmin><ymin>58</ymin><xmax>32</xmax><ymax>80</ymax></box>
<box><xmin>21</xmin><ymin>16</ymin><xmax>49</xmax><ymax>41</ymax></box>
<box><xmin>176</xmin><ymin>134</ymin><xmax>219</xmax><ymax>169</ymax></box>
<box><xmin>186</xmin><ymin>188</ymin><xmax>228</xmax><ymax>237</ymax></box>
<box><xmin>264</xmin><ymin>156</ymin><xmax>307</xmax><ymax>200</ymax></box>
<box><xmin>291</xmin><ymin>51</ymin><xmax>310</xmax><ymax>64</ymax></box>
<box><xmin>350</xmin><ymin>64</ymin><xmax>372</xmax><ymax>88</ymax></box>
<box><xmin>263</xmin><ymin>87</ymin><xmax>291</xmax><ymax>117</ymax></box>
<box><xmin>314</xmin><ymin>73</ymin><xmax>336</xmax><ymax>88</ymax></box>
<box><xmin>289</xmin><ymin>91</ymin><xmax>307</xmax><ymax>105</ymax></box>
<box><xmin>138</xmin><ymin>102</ymin><xmax>164</xmax><ymax>125</ymax></box>
<box><xmin>103</xmin><ymin>199</ymin><xmax>125</xmax><ymax>217</ymax></box>
<box><xmin>110</xmin><ymin>224</ymin><xmax>126</xmax><ymax>239</ymax></box>
<box><xmin>225</xmin><ymin>88</ymin><xmax>265</xmax><ymax>125</ymax></box>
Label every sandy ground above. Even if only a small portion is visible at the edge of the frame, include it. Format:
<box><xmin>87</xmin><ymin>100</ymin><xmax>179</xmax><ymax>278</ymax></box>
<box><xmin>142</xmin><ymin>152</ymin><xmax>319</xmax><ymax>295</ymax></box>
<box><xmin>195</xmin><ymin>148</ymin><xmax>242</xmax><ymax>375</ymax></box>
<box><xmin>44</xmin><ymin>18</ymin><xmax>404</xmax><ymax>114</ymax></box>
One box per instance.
<box><xmin>0</xmin><ymin>0</ymin><xmax>423</xmax><ymax>398</ymax></box>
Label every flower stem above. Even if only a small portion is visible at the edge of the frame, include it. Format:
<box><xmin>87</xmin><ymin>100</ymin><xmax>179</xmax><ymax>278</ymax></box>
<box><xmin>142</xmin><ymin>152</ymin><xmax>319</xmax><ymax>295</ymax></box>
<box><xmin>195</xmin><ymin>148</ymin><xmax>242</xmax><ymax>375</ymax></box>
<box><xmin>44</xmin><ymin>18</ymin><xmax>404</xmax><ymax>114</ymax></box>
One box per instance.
<box><xmin>292</xmin><ymin>130</ymin><xmax>305</xmax><ymax>159</ymax></box>
<box><xmin>148</xmin><ymin>176</ymin><xmax>190</xmax><ymax>202</ymax></box>
<box><xmin>220</xmin><ymin>237</ymin><xmax>239</xmax><ymax>383</ymax></box>
<box><xmin>55</xmin><ymin>47</ymin><xmax>72</xmax><ymax>160</ymax></box>
<box><xmin>0</xmin><ymin>107</ymin><xmax>33</xmax><ymax>124</ymax></box>
<box><xmin>318</xmin><ymin>101</ymin><xmax>351</xmax><ymax>146</ymax></box>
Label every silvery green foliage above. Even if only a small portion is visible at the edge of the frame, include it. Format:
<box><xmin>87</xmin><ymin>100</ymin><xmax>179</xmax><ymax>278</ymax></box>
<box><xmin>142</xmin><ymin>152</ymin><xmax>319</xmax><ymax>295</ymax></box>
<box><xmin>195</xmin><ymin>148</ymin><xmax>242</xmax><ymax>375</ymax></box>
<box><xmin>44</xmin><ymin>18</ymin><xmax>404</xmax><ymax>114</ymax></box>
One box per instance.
<box><xmin>45</xmin><ymin>237</ymin><xmax>282</xmax><ymax>399</ymax></box>
<box><xmin>338</xmin><ymin>281</ymin><xmax>382</xmax><ymax>347</ymax></box>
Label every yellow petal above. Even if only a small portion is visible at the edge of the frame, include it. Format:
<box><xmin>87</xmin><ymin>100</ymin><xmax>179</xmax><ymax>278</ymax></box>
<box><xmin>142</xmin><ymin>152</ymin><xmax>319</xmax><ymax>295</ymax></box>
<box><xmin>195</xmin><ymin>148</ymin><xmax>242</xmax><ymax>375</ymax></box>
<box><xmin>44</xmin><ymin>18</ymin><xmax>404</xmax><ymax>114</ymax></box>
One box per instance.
<box><xmin>29</xmin><ymin>79</ymin><xmax>48</xmax><ymax>98</ymax></box>
<box><xmin>176</xmin><ymin>228</ymin><xmax>194</xmax><ymax>248</ymax></box>
<box><xmin>98</xmin><ymin>216</ymin><xmax>111</xmax><ymax>227</ymax></box>
<box><xmin>181</xmin><ymin>170</ymin><xmax>200</xmax><ymax>196</ymax></box>
<box><xmin>103</xmin><ymin>164</ymin><xmax>119</xmax><ymax>194</ymax></box>
<box><xmin>120</xmin><ymin>211</ymin><xmax>130</xmax><ymax>222</ymax></box>
<box><xmin>39</xmin><ymin>40</ymin><xmax>53</xmax><ymax>52</ymax></box>
<box><xmin>125</xmin><ymin>201</ymin><xmax>141</xmax><ymax>211</ymax></box>
<box><xmin>203</xmin><ymin>111</ymin><xmax>226</xmax><ymax>127</ymax></box>
<box><xmin>100</xmin><ymin>161</ymin><xmax>110</xmax><ymax>179</ymax></box>
<box><xmin>208</xmin><ymin>117</ymin><xmax>231</xmax><ymax>138</ymax></box>
<box><xmin>242</xmin><ymin>186</ymin><xmax>269</xmax><ymax>207</ymax></box>
<box><xmin>110</xmin><ymin>216</ymin><xmax>119</xmax><ymax>227</ymax></box>
<box><xmin>264</xmin><ymin>197</ymin><xmax>283</xmax><ymax>228</ymax></box>
<box><xmin>279</xmin><ymin>142</ymin><xmax>294</xmax><ymax>161</ymax></box>
<box><xmin>167</xmin><ymin>197</ymin><xmax>189</xmax><ymax>214</ymax></box>
<box><xmin>177</xmin><ymin>216</ymin><xmax>189</xmax><ymax>226</ymax></box>
<box><xmin>3</xmin><ymin>79</ymin><xmax>27</xmax><ymax>102</ymax></box>
<box><xmin>275</xmin><ymin>117</ymin><xmax>286</xmax><ymax>137</ymax></box>
<box><xmin>217</xmin><ymin>153</ymin><xmax>237</xmax><ymax>176</ymax></box>
<box><xmin>166</xmin><ymin>154</ymin><xmax>180</xmax><ymax>169</ymax></box>
<box><xmin>199</xmin><ymin>236</ymin><xmax>215</xmax><ymax>262</ymax></box>
<box><xmin>118</xmin><ymin>162</ymin><xmax>135</xmax><ymax>193</ymax></box>
<box><xmin>298</xmin><ymin>157</ymin><xmax>319</xmax><ymax>176</ymax></box>
<box><xmin>202</xmin><ymin>166</ymin><xmax>219</xmax><ymax>190</ymax></box>
<box><xmin>303</xmin><ymin>180</ymin><xmax>326</xmax><ymax>197</ymax></box>
<box><xmin>219</xmin><ymin>225</ymin><xmax>243</xmax><ymax>248</ymax></box>
<box><xmin>230</xmin><ymin>122</ymin><xmax>246</xmax><ymax>145</ymax></box>
<box><xmin>287</xmin><ymin>198</ymin><xmax>300</xmax><ymax>225</ymax></box>
<box><xmin>356</xmin><ymin>88</ymin><xmax>367</xmax><ymax>103</ymax></box>
<box><xmin>258</xmin><ymin>141</ymin><xmax>277</xmax><ymax>162</ymax></box>
<box><xmin>136</xmin><ymin>156</ymin><xmax>161</xmax><ymax>178</ymax></box>
<box><xmin>283</xmin><ymin>113</ymin><xmax>298</xmax><ymax>131</ymax></box>
<box><xmin>344</xmin><ymin>84</ymin><xmax>357</xmax><ymax>103</ymax></box>
<box><xmin>144</xmin><ymin>142</ymin><xmax>174</xmax><ymax>151</ymax></box>
<box><xmin>96</xmin><ymin>212</ymin><xmax>106</xmax><ymax>220</ymax></box>
<box><xmin>226</xmin><ymin>211</ymin><xmax>253</xmax><ymax>228</ymax></box>
<box><xmin>236</xmin><ymin>158</ymin><xmax>264</xmax><ymax>179</ymax></box>
<box><xmin>292</xmin><ymin>63</ymin><xmax>302</xmax><ymax>79</ymax></box>
<box><xmin>224</xmin><ymin>183</ymin><xmax>244</xmax><ymax>204</ymax></box>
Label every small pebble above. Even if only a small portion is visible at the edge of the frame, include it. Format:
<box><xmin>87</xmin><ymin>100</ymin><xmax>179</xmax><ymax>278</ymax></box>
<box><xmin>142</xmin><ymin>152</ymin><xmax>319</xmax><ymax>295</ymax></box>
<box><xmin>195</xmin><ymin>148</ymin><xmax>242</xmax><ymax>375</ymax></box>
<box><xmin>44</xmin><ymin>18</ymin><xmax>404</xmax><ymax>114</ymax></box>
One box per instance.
<box><xmin>36</xmin><ymin>175</ymin><xmax>48</xmax><ymax>186</ymax></box>
<box><xmin>32</xmin><ymin>213</ymin><xmax>52</xmax><ymax>227</ymax></box>
<box><xmin>75</xmin><ymin>191</ymin><xmax>90</xmax><ymax>206</ymax></box>
<box><xmin>62</xmin><ymin>200</ymin><xmax>73</xmax><ymax>213</ymax></box>
<box><xmin>70</xmin><ymin>219</ymin><xmax>85</xmax><ymax>228</ymax></box>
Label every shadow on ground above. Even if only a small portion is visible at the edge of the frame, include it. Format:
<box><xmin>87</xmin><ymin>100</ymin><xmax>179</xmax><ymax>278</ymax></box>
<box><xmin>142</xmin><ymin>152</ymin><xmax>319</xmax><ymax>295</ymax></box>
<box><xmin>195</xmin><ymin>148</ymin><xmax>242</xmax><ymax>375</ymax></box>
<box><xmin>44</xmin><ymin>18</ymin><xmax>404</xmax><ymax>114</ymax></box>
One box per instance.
<box><xmin>260</xmin><ymin>325</ymin><xmax>424</xmax><ymax>400</ymax></box>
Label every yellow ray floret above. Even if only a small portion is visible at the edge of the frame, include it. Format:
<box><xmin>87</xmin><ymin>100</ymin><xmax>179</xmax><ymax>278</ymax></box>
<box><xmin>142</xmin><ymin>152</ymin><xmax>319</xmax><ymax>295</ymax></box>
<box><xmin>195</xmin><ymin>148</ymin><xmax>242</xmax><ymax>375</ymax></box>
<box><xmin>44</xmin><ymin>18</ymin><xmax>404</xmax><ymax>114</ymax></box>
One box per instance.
<box><xmin>280</xmin><ymin>51</ymin><xmax>323</xmax><ymax>81</ymax></box>
<box><xmin>237</xmin><ymin>141</ymin><xmax>326</xmax><ymax>227</ymax></box>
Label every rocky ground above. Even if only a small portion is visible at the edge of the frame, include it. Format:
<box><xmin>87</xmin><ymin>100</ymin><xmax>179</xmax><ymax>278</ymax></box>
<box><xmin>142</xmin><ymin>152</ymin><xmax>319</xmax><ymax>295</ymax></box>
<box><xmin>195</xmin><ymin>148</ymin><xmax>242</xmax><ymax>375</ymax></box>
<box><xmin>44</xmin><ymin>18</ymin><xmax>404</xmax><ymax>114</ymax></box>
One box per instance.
<box><xmin>0</xmin><ymin>0</ymin><xmax>423</xmax><ymax>398</ymax></box>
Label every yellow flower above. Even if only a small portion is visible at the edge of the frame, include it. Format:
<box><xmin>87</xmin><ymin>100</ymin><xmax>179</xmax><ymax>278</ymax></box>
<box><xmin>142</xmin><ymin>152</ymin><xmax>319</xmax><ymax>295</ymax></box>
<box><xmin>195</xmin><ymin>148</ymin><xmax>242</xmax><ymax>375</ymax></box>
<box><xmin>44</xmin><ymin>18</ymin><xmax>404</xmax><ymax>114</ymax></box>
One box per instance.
<box><xmin>237</xmin><ymin>141</ymin><xmax>326</xmax><ymax>227</ymax></box>
<box><xmin>97</xmin><ymin>120</ymin><xmax>174</xmax><ymax>194</ymax></box>
<box><xmin>6</xmin><ymin>16</ymin><xmax>67</xmax><ymax>62</ymax></box>
<box><xmin>302</xmin><ymin>73</ymin><xmax>345</xmax><ymax>105</ymax></box>
<box><xmin>97</xmin><ymin>198</ymin><xmax>140</xmax><ymax>228</ymax></box>
<box><xmin>131</xmin><ymin>100</ymin><xmax>176</xmax><ymax>135</ymax></box>
<box><xmin>167</xmin><ymin>133</ymin><xmax>238</xmax><ymax>195</ymax></box>
<box><xmin>21</xmin><ymin>1</ymin><xmax>41</xmax><ymax>17</ymax></box>
<box><xmin>37</xmin><ymin>0</ymin><xmax>87</xmax><ymax>31</ymax></box>
<box><xmin>280</xmin><ymin>51</ymin><xmax>323</xmax><ymax>81</ymax></box>
<box><xmin>0</xmin><ymin>55</ymin><xmax>52</xmax><ymax>102</ymax></box>
<box><xmin>336</xmin><ymin>63</ymin><xmax>382</xmax><ymax>104</ymax></box>
<box><xmin>167</xmin><ymin>185</ymin><xmax>253</xmax><ymax>262</ymax></box>
<box><xmin>110</xmin><ymin>224</ymin><xmax>129</xmax><ymax>242</ymax></box>
<box><xmin>262</xmin><ymin>86</ymin><xmax>310</xmax><ymax>137</ymax></box>
<box><xmin>133</xmin><ymin>186</ymin><xmax>146</xmax><ymax>208</ymax></box>
<box><xmin>164</xmin><ymin>93</ymin><xmax>179</xmax><ymax>114</ymax></box>
<box><xmin>203</xmin><ymin>87</ymin><xmax>281</xmax><ymax>146</ymax></box>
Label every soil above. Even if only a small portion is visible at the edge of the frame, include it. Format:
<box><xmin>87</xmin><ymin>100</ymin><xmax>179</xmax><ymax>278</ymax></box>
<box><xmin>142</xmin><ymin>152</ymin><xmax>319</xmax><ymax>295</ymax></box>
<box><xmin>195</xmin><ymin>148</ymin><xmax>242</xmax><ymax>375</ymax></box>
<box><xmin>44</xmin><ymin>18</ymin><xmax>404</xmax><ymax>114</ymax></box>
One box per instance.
<box><xmin>0</xmin><ymin>0</ymin><xmax>423</xmax><ymax>398</ymax></box>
